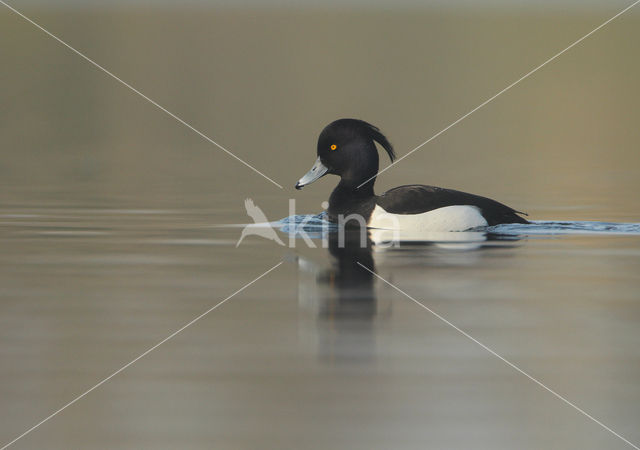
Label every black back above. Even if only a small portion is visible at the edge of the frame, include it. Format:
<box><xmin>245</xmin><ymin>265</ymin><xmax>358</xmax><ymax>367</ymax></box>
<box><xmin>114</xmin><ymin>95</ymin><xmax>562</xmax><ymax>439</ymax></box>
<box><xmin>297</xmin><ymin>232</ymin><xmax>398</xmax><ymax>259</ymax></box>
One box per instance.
<box><xmin>376</xmin><ymin>185</ymin><xmax>529</xmax><ymax>226</ymax></box>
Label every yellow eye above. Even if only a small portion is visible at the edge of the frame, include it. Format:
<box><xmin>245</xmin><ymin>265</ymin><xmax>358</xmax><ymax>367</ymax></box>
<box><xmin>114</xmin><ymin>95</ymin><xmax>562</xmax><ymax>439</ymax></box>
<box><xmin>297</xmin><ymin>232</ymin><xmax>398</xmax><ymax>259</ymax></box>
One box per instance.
<box><xmin>330</xmin><ymin>144</ymin><xmax>337</xmax><ymax>150</ymax></box>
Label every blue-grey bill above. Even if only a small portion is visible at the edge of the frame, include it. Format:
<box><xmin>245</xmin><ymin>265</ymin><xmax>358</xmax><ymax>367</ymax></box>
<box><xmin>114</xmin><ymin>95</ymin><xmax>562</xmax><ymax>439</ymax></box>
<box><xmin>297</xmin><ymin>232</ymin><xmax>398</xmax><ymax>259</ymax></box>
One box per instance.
<box><xmin>295</xmin><ymin>157</ymin><xmax>329</xmax><ymax>190</ymax></box>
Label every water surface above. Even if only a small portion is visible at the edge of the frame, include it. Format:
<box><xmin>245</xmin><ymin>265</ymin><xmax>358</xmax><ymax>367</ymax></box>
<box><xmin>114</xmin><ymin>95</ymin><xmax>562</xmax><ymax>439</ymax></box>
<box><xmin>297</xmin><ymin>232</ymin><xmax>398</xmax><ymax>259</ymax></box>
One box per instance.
<box><xmin>1</xmin><ymin>5</ymin><xmax>640</xmax><ymax>450</ymax></box>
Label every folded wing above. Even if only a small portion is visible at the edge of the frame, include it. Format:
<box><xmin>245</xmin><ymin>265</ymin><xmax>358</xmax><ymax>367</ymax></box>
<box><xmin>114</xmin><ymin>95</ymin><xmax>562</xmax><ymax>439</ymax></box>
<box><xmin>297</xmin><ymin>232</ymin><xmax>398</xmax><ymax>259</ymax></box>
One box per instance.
<box><xmin>376</xmin><ymin>185</ymin><xmax>528</xmax><ymax>226</ymax></box>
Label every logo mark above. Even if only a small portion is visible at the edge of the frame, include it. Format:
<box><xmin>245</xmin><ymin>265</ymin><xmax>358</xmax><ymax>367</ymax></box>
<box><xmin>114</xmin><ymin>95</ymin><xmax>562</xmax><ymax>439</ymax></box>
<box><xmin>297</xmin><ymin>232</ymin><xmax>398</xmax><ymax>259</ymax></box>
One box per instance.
<box><xmin>236</xmin><ymin>198</ymin><xmax>285</xmax><ymax>247</ymax></box>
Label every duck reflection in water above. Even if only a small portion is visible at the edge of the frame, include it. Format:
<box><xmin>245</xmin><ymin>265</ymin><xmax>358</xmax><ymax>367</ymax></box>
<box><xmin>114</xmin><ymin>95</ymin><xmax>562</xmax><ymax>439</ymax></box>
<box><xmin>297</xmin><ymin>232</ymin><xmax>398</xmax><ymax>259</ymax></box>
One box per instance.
<box><xmin>296</xmin><ymin>230</ymin><xmax>381</xmax><ymax>365</ymax></box>
<box><xmin>292</xmin><ymin>224</ymin><xmax>522</xmax><ymax>365</ymax></box>
<box><xmin>321</xmin><ymin>230</ymin><xmax>377</xmax><ymax>317</ymax></box>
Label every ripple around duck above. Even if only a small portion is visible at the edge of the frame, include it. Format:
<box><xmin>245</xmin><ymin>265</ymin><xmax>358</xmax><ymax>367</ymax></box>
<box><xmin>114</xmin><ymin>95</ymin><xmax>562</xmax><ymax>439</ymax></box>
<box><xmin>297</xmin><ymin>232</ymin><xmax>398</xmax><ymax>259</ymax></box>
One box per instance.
<box><xmin>276</xmin><ymin>214</ymin><xmax>640</xmax><ymax>238</ymax></box>
<box><xmin>488</xmin><ymin>220</ymin><xmax>640</xmax><ymax>236</ymax></box>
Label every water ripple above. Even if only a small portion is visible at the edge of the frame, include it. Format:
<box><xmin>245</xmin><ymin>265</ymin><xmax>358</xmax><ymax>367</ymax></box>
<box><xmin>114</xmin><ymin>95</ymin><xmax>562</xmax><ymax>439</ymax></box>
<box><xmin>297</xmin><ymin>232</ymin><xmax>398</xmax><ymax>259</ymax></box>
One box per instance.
<box><xmin>489</xmin><ymin>220</ymin><xmax>640</xmax><ymax>235</ymax></box>
<box><xmin>277</xmin><ymin>214</ymin><xmax>640</xmax><ymax>236</ymax></box>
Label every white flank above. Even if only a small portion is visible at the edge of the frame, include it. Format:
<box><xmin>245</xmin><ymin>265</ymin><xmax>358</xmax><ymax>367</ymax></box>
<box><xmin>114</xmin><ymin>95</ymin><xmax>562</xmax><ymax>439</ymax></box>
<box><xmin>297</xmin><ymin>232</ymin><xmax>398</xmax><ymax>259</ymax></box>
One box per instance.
<box><xmin>368</xmin><ymin>204</ymin><xmax>488</xmax><ymax>232</ymax></box>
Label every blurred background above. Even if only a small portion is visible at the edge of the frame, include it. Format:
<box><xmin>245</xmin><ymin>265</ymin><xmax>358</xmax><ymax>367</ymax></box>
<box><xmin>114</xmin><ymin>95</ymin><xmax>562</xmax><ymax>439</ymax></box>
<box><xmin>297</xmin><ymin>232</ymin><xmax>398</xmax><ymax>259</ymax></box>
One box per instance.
<box><xmin>1</xmin><ymin>1</ymin><xmax>639</xmax><ymax>449</ymax></box>
<box><xmin>1</xmin><ymin>0</ymin><xmax>639</xmax><ymax>220</ymax></box>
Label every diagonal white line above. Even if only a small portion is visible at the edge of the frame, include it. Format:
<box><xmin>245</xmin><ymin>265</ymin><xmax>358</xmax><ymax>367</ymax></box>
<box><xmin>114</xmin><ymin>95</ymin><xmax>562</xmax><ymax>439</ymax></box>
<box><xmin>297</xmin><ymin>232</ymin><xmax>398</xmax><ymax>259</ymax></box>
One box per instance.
<box><xmin>357</xmin><ymin>262</ymin><xmax>640</xmax><ymax>450</ymax></box>
<box><xmin>0</xmin><ymin>261</ymin><xmax>284</xmax><ymax>450</ymax></box>
<box><xmin>359</xmin><ymin>0</ymin><xmax>640</xmax><ymax>188</ymax></box>
<box><xmin>0</xmin><ymin>0</ymin><xmax>283</xmax><ymax>189</ymax></box>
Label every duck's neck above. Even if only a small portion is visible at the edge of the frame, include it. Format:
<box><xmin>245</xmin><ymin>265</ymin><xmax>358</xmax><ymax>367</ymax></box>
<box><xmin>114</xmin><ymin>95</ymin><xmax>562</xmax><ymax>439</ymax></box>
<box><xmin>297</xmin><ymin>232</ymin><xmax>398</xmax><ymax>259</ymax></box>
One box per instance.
<box><xmin>328</xmin><ymin>178</ymin><xmax>376</xmax><ymax>222</ymax></box>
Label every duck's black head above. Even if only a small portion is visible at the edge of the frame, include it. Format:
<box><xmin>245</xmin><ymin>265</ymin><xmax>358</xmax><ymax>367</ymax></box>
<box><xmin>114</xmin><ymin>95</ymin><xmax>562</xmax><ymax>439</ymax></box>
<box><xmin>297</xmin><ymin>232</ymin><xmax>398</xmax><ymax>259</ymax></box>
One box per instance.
<box><xmin>295</xmin><ymin>119</ymin><xmax>395</xmax><ymax>192</ymax></box>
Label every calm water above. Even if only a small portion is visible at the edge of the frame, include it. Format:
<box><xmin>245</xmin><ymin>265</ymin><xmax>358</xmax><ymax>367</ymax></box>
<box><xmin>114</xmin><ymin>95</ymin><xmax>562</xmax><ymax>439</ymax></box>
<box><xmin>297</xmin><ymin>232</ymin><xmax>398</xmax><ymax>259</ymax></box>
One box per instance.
<box><xmin>2</xmin><ymin>4</ymin><xmax>640</xmax><ymax>450</ymax></box>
